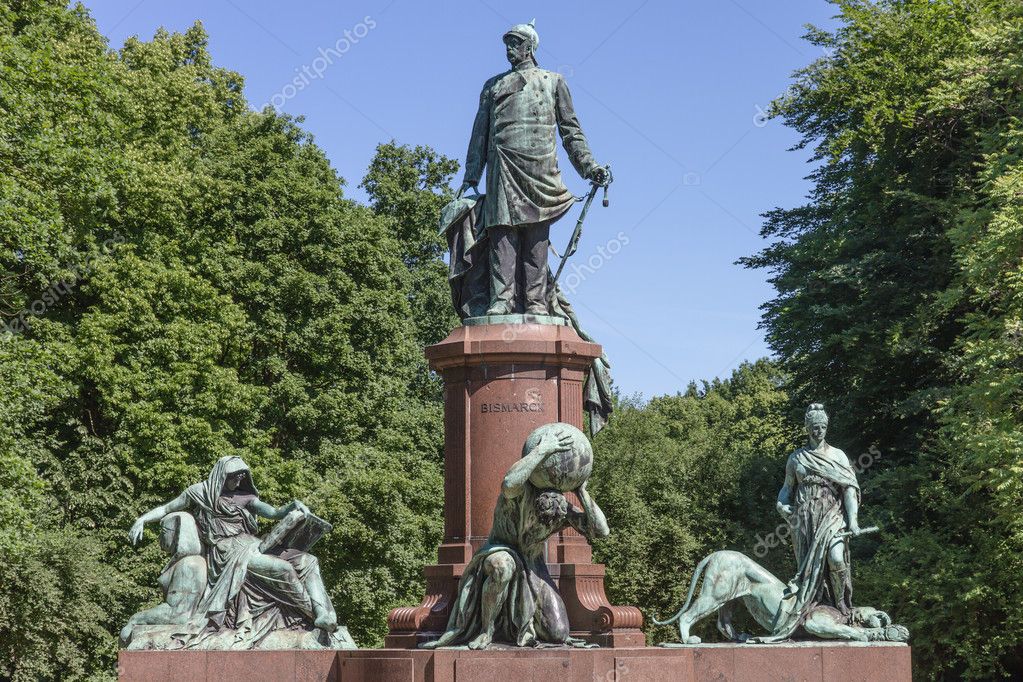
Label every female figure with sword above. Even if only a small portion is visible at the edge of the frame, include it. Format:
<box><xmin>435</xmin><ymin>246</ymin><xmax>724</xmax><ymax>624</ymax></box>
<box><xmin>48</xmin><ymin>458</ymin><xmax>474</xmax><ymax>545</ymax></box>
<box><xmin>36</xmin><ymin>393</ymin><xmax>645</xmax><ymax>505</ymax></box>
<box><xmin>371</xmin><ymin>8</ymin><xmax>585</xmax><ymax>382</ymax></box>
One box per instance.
<box><xmin>764</xmin><ymin>403</ymin><xmax>867</xmax><ymax>641</ymax></box>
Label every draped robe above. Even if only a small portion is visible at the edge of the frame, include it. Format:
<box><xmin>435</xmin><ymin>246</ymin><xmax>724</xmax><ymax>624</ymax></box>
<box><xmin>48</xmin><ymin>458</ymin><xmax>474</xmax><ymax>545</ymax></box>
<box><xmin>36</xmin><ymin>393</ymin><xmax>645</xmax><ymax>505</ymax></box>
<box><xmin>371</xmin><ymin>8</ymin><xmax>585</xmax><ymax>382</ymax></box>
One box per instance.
<box><xmin>764</xmin><ymin>444</ymin><xmax>860</xmax><ymax>641</ymax></box>
<box><xmin>184</xmin><ymin>457</ymin><xmax>321</xmax><ymax>648</ymax></box>
<box><xmin>426</xmin><ymin>485</ymin><xmax>590</xmax><ymax>648</ymax></box>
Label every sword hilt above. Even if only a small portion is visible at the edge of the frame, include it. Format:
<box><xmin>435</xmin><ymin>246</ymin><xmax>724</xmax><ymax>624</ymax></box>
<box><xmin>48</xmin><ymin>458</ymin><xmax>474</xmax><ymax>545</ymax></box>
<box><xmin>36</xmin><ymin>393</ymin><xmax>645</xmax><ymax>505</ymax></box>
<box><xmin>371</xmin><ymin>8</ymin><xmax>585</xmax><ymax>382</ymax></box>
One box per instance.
<box><xmin>600</xmin><ymin>164</ymin><xmax>613</xmax><ymax>207</ymax></box>
<box><xmin>836</xmin><ymin>525</ymin><xmax>879</xmax><ymax>539</ymax></box>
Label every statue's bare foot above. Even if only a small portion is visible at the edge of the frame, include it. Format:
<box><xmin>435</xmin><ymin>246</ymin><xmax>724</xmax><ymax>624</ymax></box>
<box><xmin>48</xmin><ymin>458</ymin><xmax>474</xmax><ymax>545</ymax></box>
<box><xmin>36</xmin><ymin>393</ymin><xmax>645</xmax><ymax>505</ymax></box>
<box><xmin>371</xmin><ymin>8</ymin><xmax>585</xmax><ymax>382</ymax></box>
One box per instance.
<box><xmin>314</xmin><ymin>612</ymin><xmax>338</xmax><ymax>633</ymax></box>
<box><xmin>468</xmin><ymin>632</ymin><xmax>493</xmax><ymax>649</ymax></box>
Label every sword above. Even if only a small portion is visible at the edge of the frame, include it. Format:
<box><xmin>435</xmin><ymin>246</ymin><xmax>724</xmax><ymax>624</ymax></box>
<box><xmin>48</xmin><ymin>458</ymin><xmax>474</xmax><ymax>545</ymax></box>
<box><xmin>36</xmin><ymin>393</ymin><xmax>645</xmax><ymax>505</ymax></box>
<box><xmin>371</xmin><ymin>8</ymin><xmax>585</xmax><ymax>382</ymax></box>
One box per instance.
<box><xmin>550</xmin><ymin>164</ymin><xmax>612</xmax><ymax>291</ymax></box>
<box><xmin>835</xmin><ymin>525</ymin><xmax>879</xmax><ymax>540</ymax></box>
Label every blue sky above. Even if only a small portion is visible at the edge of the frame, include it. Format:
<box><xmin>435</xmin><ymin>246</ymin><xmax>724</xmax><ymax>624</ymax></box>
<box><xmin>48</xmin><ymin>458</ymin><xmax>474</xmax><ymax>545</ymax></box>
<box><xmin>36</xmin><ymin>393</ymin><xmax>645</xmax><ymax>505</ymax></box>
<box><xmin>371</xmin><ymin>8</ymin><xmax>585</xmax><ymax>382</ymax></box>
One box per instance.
<box><xmin>84</xmin><ymin>0</ymin><xmax>837</xmax><ymax>399</ymax></box>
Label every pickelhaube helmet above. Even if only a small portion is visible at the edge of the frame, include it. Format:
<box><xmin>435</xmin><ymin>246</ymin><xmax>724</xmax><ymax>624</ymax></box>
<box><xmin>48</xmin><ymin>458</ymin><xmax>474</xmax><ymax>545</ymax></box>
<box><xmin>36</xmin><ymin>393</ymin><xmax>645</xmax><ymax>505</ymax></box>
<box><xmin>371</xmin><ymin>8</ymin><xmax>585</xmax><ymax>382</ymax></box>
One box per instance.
<box><xmin>503</xmin><ymin>19</ymin><xmax>539</xmax><ymax>52</ymax></box>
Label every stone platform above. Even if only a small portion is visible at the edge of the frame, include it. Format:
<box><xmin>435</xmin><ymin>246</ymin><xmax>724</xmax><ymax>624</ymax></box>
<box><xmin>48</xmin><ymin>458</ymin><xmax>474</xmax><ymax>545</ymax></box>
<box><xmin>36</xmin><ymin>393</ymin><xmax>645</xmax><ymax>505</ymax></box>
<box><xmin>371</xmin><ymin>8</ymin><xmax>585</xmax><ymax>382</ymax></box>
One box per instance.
<box><xmin>119</xmin><ymin>642</ymin><xmax>911</xmax><ymax>681</ymax></box>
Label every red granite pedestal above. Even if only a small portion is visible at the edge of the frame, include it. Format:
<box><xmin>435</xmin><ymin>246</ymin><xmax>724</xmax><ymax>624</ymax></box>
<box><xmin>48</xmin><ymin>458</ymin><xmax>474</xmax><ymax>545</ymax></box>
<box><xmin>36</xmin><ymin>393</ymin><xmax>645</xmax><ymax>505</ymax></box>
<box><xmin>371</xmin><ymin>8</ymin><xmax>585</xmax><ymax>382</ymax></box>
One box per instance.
<box><xmin>386</xmin><ymin>320</ymin><xmax>644</xmax><ymax>647</ymax></box>
<box><xmin>119</xmin><ymin>642</ymin><xmax>912</xmax><ymax>681</ymax></box>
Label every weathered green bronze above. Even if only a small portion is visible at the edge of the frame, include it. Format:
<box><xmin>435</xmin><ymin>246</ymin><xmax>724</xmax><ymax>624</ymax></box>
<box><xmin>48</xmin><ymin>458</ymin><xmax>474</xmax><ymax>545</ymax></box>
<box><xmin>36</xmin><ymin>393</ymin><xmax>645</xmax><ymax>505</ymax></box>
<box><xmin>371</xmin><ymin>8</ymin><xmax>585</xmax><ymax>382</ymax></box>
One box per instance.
<box><xmin>653</xmin><ymin>551</ymin><xmax>909</xmax><ymax>644</ymax></box>
<box><xmin>769</xmin><ymin>402</ymin><xmax>862</xmax><ymax>639</ymax></box>
<box><xmin>120</xmin><ymin>512</ymin><xmax>208</xmax><ymax>646</ymax></box>
<box><xmin>454</xmin><ymin>20</ymin><xmax>608</xmax><ymax>316</ymax></box>
<box><xmin>122</xmin><ymin>456</ymin><xmax>356</xmax><ymax>650</ymax></box>
<box><xmin>438</xmin><ymin>21</ymin><xmax>614</xmax><ymax>436</ymax></box>
<box><xmin>655</xmin><ymin>403</ymin><xmax>910</xmax><ymax>645</ymax></box>
<box><xmin>422</xmin><ymin>423</ymin><xmax>607</xmax><ymax>649</ymax></box>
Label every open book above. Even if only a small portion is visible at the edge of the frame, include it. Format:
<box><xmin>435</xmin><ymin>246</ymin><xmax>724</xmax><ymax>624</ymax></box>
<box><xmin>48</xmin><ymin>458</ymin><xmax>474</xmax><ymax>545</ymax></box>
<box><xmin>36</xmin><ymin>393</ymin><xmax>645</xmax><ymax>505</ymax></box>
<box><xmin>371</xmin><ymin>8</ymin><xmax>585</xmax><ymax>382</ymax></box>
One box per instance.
<box><xmin>258</xmin><ymin>509</ymin><xmax>332</xmax><ymax>554</ymax></box>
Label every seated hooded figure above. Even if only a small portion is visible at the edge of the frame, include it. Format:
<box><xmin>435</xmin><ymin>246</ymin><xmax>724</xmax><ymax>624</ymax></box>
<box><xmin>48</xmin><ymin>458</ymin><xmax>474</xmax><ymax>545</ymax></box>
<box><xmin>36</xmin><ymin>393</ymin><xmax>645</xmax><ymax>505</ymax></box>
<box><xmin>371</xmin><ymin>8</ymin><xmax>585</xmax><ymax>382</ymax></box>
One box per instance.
<box><xmin>424</xmin><ymin>423</ymin><xmax>609</xmax><ymax>649</ymax></box>
<box><xmin>127</xmin><ymin>456</ymin><xmax>354</xmax><ymax>650</ymax></box>
<box><xmin>121</xmin><ymin>512</ymin><xmax>207</xmax><ymax>648</ymax></box>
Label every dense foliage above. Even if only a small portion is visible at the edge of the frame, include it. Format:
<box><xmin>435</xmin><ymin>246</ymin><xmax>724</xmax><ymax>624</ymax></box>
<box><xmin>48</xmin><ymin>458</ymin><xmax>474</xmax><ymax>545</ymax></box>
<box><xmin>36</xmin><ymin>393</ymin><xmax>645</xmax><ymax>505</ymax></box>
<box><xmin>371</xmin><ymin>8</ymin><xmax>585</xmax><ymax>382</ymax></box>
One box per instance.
<box><xmin>0</xmin><ymin>2</ymin><xmax>448</xmax><ymax>678</ymax></box>
<box><xmin>590</xmin><ymin>360</ymin><xmax>798</xmax><ymax>644</ymax></box>
<box><xmin>4</xmin><ymin>1</ymin><xmax>1022</xmax><ymax>680</ymax></box>
<box><xmin>743</xmin><ymin>0</ymin><xmax>1023</xmax><ymax>677</ymax></box>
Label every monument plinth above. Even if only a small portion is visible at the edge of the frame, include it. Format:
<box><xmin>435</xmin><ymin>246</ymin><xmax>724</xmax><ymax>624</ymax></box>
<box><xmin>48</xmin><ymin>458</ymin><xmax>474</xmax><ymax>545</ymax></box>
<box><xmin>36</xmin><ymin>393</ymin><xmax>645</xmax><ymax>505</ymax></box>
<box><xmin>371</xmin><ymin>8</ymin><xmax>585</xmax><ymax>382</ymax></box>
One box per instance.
<box><xmin>385</xmin><ymin>320</ymin><xmax>643</xmax><ymax>647</ymax></box>
<box><xmin>119</xmin><ymin>642</ymin><xmax>913</xmax><ymax>681</ymax></box>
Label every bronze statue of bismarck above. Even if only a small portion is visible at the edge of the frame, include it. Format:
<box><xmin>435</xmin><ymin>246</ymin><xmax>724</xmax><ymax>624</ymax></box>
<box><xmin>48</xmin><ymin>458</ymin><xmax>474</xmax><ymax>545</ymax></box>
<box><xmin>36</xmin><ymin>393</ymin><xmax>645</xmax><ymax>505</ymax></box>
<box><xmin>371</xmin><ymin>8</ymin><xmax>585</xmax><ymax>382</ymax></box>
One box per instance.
<box><xmin>457</xmin><ymin>20</ymin><xmax>609</xmax><ymax>315</ymax></box>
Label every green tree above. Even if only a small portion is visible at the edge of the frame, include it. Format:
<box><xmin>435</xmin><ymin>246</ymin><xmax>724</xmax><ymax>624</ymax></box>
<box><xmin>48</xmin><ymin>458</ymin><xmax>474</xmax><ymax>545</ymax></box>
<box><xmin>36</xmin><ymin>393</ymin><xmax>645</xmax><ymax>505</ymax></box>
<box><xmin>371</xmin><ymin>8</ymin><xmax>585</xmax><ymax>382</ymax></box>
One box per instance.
<box><xmin>361</xmin><ymin>141</ymin><xmax>460</xmax><ymax>400</ymax></box>
<box><xmin>744</xmin><ymin>1</ymin><xmax>1023</xmax><ymax>677</ymax></box>
<box><xmin>0</xmin><ymin>3</ymin><xmax>444</xmax><ymax>678</ymax></box>
<box><xmin>590</xmin><ymin>360</ymin><xmax>796</xmax><ymax>644</ymax></box>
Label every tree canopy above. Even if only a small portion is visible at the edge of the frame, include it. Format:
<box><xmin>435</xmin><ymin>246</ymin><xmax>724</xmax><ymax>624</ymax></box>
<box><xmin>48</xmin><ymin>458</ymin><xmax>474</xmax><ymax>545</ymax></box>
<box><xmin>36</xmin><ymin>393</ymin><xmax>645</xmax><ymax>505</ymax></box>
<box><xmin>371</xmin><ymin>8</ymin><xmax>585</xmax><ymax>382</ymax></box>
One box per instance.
<box><xmin>0</xmin><ymin>3</ymin><xmax>446</xmax><ymax>677</ymax></box>
<box><xmin>744</xmin><ymin>1</ymin><xmax>1023</xmax><ymax>677</ymax></box>
<box><xmin>3</xmin><ymin>1</ymin><xmax>1022</xmax><ymax>680</ymax></box>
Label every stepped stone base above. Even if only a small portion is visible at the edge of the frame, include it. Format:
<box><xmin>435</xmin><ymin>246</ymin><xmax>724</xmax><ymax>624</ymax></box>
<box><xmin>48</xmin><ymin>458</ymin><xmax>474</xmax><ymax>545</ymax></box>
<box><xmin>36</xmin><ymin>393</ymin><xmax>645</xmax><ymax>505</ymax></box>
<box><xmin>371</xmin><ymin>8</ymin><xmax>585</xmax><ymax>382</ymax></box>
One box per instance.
<box><xmin>118</xmin><ymin>642</ymin><xmax>911</xmax><ymax>681</ymax></box>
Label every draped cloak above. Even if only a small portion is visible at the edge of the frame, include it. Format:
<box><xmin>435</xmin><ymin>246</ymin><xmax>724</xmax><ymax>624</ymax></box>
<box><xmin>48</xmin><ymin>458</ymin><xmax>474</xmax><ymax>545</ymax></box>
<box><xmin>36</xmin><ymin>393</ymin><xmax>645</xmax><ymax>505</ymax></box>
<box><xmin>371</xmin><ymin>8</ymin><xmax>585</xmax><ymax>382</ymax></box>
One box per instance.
<box><xmin>762</xmin><ymin>444</ymin><xmax>860</xmax><ymax>642</ymax></box>
<box><xmin>425</xmin><ymin>485</ymin><xmax>586</xmax><ymax>648</ymax></box>
<box><xmin>184</xmin><ymin>456</ymin><xmax>315</xmax><ymax>648</ymax></box>
<box><xmin>464</xmin><ymin>62</ymin><xmax>597</xmax><ymax>230</ymax></box>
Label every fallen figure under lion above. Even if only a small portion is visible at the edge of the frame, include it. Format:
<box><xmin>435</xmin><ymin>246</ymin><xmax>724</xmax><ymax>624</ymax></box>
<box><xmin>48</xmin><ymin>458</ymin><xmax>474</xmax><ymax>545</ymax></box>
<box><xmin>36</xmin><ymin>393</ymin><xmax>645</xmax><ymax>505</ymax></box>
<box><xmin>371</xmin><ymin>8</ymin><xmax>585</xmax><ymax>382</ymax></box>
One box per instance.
<box><xmin>654</xmin><ymin>550</ymin><xmax>910</xmax><ymax>645</ymax></box>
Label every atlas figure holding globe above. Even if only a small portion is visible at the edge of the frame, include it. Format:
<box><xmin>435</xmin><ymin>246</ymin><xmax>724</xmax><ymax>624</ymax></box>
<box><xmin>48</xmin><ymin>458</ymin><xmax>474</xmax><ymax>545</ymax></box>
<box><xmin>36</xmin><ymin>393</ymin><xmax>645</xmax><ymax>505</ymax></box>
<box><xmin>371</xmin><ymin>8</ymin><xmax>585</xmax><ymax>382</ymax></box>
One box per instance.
<box><xmin>423</xmin><ymin>423</ymin><xmax>608</xmax><ymax>649</ymax></box>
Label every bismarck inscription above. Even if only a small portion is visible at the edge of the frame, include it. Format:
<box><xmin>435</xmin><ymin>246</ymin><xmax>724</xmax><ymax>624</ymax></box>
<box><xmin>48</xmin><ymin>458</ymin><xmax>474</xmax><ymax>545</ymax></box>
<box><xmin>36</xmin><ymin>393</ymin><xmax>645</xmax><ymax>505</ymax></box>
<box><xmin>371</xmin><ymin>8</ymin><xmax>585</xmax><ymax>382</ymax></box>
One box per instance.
<box><xmin>481</xmin><ymin>402</ymin><xmax>544</xmax><ymax>413</ymax></box>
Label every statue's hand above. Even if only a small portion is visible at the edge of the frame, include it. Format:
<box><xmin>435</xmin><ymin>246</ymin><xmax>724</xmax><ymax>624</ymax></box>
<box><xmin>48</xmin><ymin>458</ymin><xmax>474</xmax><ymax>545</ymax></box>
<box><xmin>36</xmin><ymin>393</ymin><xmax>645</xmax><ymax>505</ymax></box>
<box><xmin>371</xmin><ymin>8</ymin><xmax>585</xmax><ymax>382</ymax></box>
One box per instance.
<box><xmin>538</xmin><ymin>427</ymin><xmax>574</xmax><ymax>457</ymax></box>
<box><xmin>293</xmin><ymin>500</ymin><xmax>311</xmax><ymax>518</ymax></box>
<box><xmin>777</xmin><ymin>503</ymin><xmax>794</xmax><ymax>519</ymax></box>
<box><xmin>128</xmin><ymin>518</ymin><xmax>145</xmax><ymax>545</ymax></box>
<box><xmin>456</xmin><ymin>181</ymin><xmax>476</xmax><ymax>199</ymax></box>
<box><xmin>588</xmin><ymin>166</ymin><xmax>610</xmax><ymax>187</ymax></box>
<box><xmin>848</xmin><ymin>522</ymin><xmax>862</xmax><ymax>537</ymax></box>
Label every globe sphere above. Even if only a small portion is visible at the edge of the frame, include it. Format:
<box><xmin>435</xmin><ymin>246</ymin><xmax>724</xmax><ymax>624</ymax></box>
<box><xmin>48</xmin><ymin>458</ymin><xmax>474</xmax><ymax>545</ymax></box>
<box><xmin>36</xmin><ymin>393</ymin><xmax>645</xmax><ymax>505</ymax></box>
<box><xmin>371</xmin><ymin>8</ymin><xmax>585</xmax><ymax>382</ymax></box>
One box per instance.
<box><xmin>523</xmin><ymin>422</ymin><xmax>593</xmax><ymax>492</ymax></box>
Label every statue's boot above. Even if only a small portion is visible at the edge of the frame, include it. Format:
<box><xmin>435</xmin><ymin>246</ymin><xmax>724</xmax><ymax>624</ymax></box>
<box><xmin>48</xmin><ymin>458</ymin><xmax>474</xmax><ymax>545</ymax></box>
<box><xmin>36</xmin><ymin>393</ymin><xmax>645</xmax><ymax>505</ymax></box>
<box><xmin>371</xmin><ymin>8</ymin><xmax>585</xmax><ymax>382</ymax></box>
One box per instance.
<box><xmin>487</xmin><ymin>226</ymin><xmax>518</xmax><ymax>314</ymax></box>
<box><xmin>829</xmin><ymin>567</ymin><xmax>850</xmax><ymax>612</ymax></box>
<box><xmin>521</xmin><ymin>221</ymin><xmax>550</xmax><ymax>314</ymax></box>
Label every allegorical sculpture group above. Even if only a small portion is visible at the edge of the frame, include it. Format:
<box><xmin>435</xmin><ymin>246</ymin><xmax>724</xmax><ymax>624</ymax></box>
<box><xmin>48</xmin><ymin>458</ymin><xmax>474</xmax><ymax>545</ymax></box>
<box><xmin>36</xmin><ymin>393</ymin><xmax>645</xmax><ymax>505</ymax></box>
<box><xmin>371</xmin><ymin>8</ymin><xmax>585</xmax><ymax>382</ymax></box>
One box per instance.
<box><xmin>122</xmin><ymin>407</ymin><xmax>908</xmax><ymax>650</ymax></box>
<box><xmin>654</xmin><ymin>404</ymin><xmax>909</xmax><ymax>645</ymax></box>
<box><xmin>122</xmin><ymin>456</ymin><xmax>355</xmax><ymax>650</ymax></box>
<box><xmin>425</xmin><ymin>423</ymin><xmax>605</xmax><ymax>649</ymax></box>
<box><xmin>121</xmin><ymin>20</ymin><xmax>908</xmax><ymax>652</ymax></box>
